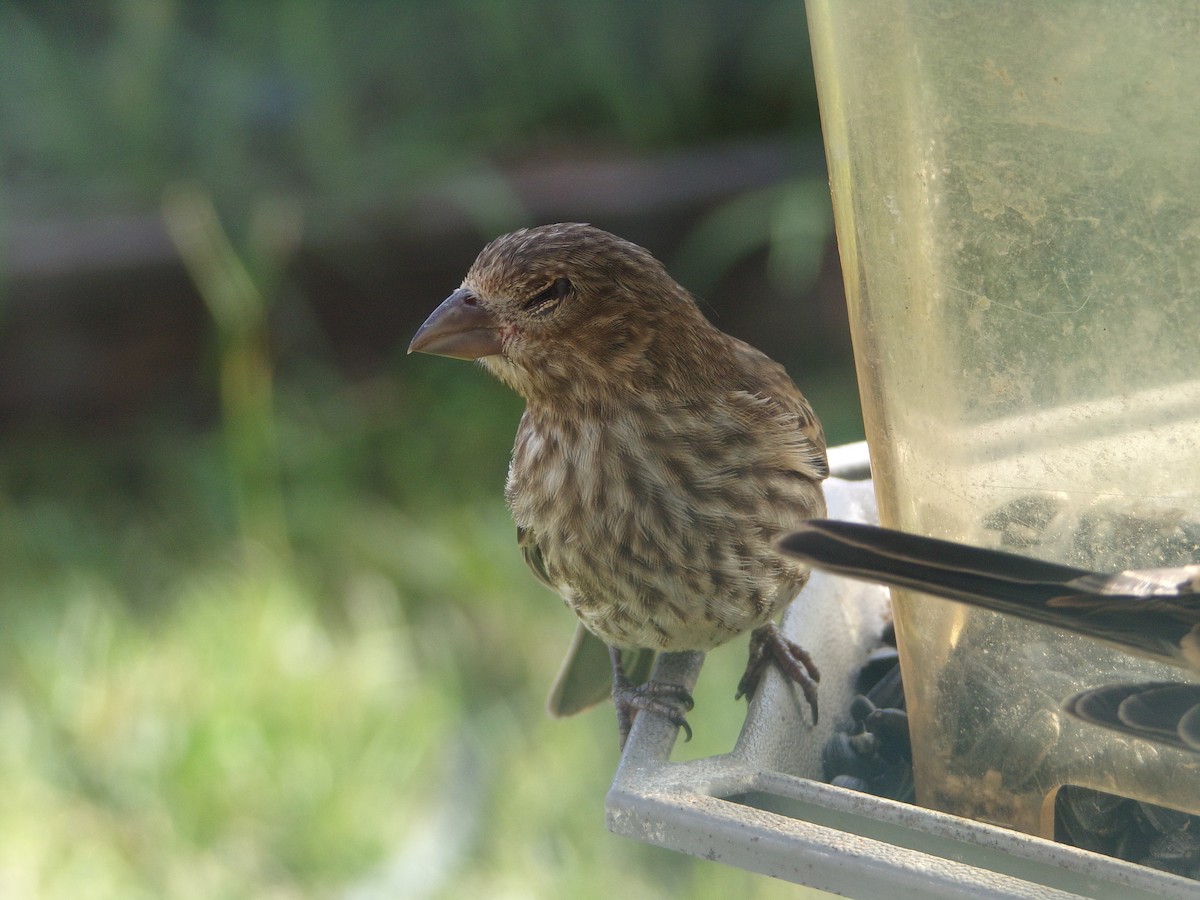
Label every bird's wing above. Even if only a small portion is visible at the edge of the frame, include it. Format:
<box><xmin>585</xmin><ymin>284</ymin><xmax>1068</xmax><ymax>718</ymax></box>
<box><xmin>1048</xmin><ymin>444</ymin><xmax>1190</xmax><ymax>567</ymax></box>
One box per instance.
<box><xmin>546</xmin><ymin>624</ymin><xmax>656</xmax><ymax>718</ymax></box>
<box><xmin>727</xmin><ymin>335</ymin><xmax>828</xmax><ymax>480</ymax></box>
<box><xmin>517</xmin><ymin>523</ymin><xmax>555</xmax><ymax>591</ymax></box>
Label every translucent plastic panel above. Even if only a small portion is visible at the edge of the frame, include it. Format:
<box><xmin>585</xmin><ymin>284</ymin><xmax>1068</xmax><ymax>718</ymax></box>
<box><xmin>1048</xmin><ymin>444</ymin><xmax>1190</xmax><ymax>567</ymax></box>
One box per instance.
<box><xmin>808</xmin><ymin>1</ymin><xmax>1200</xmax><ymax>835</ymax></box>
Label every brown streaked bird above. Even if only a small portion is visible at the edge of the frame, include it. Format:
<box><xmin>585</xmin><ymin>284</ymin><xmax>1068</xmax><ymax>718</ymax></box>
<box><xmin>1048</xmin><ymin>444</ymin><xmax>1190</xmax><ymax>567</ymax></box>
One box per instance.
<box><xmin>777</xmin><ymin>519</ymin><xmax>1200</xmax><ymax>752</ymax></box>
<box><xmin>409</xmin><ymin>223</ymin><xmax>828</xmax><ymax>747</ymax></box>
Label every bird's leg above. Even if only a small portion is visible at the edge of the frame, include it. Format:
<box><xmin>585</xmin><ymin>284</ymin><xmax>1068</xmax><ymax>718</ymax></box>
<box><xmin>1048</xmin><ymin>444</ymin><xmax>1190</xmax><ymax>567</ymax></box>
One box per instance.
<box><xmin>609</xmin><ymin>645</ymin><xmax>694</xmax><ymax>749</ymax></box>
<box><xmin>736</xmin><ymin>623</ymin><xmax>820</xmax><ymax>724</ymax></box>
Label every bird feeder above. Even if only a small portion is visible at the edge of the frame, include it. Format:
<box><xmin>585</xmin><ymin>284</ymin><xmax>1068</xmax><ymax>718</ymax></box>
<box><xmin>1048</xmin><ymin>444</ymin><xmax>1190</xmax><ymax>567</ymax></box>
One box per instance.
<box><xmin>608</xmin><ymin>3</ymin><xmax>1200</xmax><ymax>895</ymax></box>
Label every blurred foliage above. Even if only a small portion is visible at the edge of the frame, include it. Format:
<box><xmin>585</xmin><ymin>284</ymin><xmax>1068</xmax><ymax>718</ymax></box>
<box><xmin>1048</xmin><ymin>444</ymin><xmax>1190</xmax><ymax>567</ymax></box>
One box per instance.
<box><xmin>3</xmin><ymin>0</ymin><xmax>818</xmax><ymax>221</ymax></box>
<box><xmin>671</xmin><ymin>175</ymin><xmax>832</xmax><ymax>295</ymax></box>
<box><xmin>0</xmin><ymin>357</ymin><xmax>844</xmax><ymax>898</ymax></box>
<box><xmin>0</xmin><ymin>1</ymin><xmax>851</xmax><ymax>896</ymax></box>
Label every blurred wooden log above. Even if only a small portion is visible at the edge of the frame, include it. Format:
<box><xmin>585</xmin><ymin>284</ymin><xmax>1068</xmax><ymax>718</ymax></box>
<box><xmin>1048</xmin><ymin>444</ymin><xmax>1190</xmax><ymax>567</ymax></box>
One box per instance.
<box><xmin>0</xmin><ymin>138</ymin><xmax>849</xmax><ymax>425</ymax></box>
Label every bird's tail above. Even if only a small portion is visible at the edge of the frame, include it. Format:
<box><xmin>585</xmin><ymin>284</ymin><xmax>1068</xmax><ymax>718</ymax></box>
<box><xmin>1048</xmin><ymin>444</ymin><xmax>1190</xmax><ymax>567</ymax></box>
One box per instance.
<box><xmin>776</xmin><ymin>519</ymin><xmax>1198</xmax><ymax>671</ymax></box>
<box><xmin>1067</xmin><ymin>682</ymin><xmax>1200</xmax><ymax>752</ymax></box>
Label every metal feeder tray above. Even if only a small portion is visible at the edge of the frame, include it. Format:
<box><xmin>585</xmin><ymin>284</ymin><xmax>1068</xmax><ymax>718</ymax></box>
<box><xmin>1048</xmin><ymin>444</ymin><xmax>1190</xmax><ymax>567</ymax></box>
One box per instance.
<box><xmin>606</xmin><ymin>441</ymin><xmax>1198</xmax><ymax>899</ymax></box>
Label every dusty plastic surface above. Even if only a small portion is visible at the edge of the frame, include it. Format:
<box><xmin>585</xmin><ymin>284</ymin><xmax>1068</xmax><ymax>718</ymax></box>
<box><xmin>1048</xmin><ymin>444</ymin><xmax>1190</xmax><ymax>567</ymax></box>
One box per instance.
<box><xmin>806</xmin><ymin>1</ymin><xmax>1200</xmax><ymax>834</ymax></box>
<box><xmin>607</xmin><ymin>445</ymin><xmax>1199</xmax><ymax>898</ymax></box>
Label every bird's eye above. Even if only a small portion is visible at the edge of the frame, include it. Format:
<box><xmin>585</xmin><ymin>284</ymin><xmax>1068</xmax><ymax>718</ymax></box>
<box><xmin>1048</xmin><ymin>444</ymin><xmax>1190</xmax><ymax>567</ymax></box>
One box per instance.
<box><xmin>522</xmin><ymin>276</ymin><xmax>571</xmax><ymax>315</ymax></box>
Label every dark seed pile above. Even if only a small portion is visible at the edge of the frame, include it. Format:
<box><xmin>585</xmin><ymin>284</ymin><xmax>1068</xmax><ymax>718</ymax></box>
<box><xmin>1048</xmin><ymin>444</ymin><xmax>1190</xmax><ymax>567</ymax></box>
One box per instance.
<box><xmin>824</xmin><ymin>623</ymin><xmax>1200</xmax><ymax>879</ymax></box>
<box><xmin>1056</xmin><ymin>785</ymin><xmax>1200</xmax><ymax>878</ymax></box>
<box><xmin>823</xmin><ymin>624</ymin><xmax>914</xmax><ymax>803</ymax></box>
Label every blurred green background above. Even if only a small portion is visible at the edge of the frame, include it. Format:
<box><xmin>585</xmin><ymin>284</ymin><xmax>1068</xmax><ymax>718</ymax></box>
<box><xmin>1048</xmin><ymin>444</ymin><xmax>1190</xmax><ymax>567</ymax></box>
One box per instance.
<box><xmin>1</xmin><ymin>1</ymin><xmax>861</xmax><ymax>897</ymax></box>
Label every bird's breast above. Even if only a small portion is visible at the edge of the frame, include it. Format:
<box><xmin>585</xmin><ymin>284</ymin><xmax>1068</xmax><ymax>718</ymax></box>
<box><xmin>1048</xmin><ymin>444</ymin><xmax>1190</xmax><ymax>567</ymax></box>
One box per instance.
<box><xmin>506</xmin><ymin>401</ymin><xmax>824</xmax><ymax>651</ymax></box>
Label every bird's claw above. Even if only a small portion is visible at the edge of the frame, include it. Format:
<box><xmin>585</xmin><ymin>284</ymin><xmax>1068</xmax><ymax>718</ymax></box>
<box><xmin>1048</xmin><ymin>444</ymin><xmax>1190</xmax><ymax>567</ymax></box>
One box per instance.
<box><xmin>613</xmin><ymin>677</ymin><xmax>694</xmax><ymax>749</ymax></box>
<box><xmin>737</xmin><ymin>623</ymin><xmax>821</xmax><ymax>725</ymax></box>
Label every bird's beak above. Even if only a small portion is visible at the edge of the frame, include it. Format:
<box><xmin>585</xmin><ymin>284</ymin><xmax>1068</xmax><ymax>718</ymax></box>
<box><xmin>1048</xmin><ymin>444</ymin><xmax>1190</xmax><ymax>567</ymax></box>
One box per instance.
<box><xmin>408</xmin><ymin>288</ymin><xmax>503</xmax><ymax>359</ymax></box>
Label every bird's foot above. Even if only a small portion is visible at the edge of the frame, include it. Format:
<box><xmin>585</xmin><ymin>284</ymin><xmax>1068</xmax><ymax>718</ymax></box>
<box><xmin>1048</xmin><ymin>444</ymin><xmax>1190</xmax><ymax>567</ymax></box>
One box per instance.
<box><xmin>736</xmin><ymin>623</ymin><xmax>820</xmax><ymax>725</ymax></box>
<box><xmin>610</xmin><ymin>646</ymin><xmax>693</xmax><ymax>749</ymax></box>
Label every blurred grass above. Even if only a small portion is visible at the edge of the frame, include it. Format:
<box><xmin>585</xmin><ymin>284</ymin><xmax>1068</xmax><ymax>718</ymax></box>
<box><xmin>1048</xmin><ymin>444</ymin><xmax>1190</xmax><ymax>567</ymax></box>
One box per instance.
<box><xmin>0</xmin><ymin>1</ymin><xmax>855</xmax><ymax>895</ymax></box>
<box><xmin>0</xmin><ymin>184</ymin><xmax>857</xmax><ymax>895</ymax></box>
<box><xmin>0</xmin><ymin>350</ymin><xmax>855</xmax><ymax>898</ymax></box>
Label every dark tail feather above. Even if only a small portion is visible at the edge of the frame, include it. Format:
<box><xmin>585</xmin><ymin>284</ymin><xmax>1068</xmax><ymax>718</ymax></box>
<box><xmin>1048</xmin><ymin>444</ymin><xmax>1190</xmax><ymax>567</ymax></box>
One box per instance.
<box><xmin>777</xmin><ymin>518</ymin><xmax>1100</xmax><ymax>617</ymax></box>
<box><xmin>1065</xmin><ymin>682</ymin><xmax>1200</xmax><ymax>753</ymax></box>
<box><xmin>776</xmin><ymin>519</ymin><xmax>1199</xmax><ymax>671</ymax></box>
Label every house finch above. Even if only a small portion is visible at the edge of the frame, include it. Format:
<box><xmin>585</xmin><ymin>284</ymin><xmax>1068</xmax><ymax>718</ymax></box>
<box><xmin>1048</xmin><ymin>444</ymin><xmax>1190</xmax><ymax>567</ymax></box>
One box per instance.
<box><xmin>777</xmin><ymin>519</ymin><xmax>1200</xmax><ymax>751</ymax></box>
<box><xmin>409</xmin><ymin>223</ymin><xmax>828</xmax><ymax>746</ymax></box>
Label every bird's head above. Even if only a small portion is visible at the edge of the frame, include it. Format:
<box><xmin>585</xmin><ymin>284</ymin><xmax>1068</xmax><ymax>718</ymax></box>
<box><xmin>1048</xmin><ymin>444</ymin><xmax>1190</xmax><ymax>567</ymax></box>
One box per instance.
<box><xmin>408</xmin><ymin>223</ymin><xmax>713</xmax><ymax>402</ymax></box>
